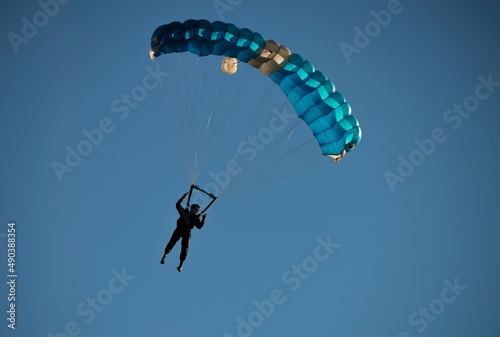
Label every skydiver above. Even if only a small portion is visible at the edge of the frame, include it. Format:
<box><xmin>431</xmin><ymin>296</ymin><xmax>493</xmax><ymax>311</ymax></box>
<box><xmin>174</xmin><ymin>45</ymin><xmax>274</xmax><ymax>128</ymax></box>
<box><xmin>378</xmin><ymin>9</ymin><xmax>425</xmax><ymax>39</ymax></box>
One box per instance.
<box><xmin>160</xmin><ymin>191</ymin><xmax>207</xmax><ymax>272</ymax></box>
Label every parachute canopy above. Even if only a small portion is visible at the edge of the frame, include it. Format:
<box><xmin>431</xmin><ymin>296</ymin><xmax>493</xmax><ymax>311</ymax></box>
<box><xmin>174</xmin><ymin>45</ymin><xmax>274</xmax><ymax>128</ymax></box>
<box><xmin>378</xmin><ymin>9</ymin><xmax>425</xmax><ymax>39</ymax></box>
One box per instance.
<box><xmin>150</xmin><ymin>19</ymin><xmax>362</xmax><ymax>162</ymax></box>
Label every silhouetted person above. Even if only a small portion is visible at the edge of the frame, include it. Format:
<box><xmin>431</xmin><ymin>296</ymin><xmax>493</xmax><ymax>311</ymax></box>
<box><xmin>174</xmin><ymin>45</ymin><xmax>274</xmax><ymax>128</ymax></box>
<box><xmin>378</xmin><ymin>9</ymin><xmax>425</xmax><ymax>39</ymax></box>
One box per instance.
<box><xmin>160</xmin><ymin>192</ymin><xmax>206</xmax><ymax>272</ymax></box>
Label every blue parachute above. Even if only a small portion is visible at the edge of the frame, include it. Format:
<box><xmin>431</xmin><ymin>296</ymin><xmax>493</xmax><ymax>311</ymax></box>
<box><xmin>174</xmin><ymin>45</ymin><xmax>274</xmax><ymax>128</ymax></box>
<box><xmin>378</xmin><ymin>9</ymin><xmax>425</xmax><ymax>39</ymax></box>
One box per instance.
<box><xmin>150</xmin><ymin>19</ymin><xmax>361</xmax><ymax>162</ymax></box>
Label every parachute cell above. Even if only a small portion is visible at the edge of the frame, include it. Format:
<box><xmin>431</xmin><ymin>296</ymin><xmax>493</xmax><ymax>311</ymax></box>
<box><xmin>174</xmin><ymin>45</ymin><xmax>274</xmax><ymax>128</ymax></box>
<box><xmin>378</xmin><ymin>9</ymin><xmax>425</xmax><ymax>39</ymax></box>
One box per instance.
<box><xmin>221</xmin><ymin>57</ymin><xmax>238</xmax><ymax>74</ymax></box>
<box><xmin>150</xmin><ymin>20</ymin><xmax>362</xmax><ymax>162</ymax></box>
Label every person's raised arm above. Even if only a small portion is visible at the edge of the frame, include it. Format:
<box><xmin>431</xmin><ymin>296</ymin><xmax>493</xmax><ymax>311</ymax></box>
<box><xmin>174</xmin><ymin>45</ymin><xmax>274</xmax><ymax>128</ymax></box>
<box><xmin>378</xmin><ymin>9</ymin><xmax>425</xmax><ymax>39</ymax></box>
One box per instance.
<box><xmin>176</xmin><ymin>192</ymin><xmax>189</xmax><ymax>217</ymax></box>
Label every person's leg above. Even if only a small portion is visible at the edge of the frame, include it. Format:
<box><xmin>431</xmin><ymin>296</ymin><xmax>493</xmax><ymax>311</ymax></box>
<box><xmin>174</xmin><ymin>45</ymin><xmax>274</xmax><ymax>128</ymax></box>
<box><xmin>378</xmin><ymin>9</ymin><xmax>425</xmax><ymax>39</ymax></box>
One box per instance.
<box><xmin>161</xmin><ymin>228</ymin><xmax>181</xmax><ymax>264</ymax></box>
<box><xmin>177</xmin><ymin>232</ymin><xmax>191</xmax><ymax>272</ymax></box>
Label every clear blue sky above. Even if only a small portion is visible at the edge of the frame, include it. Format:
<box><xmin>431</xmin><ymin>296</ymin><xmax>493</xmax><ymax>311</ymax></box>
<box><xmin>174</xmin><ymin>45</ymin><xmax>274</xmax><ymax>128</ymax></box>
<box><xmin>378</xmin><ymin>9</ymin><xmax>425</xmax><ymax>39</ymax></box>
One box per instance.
<box><xmin>1</xmin><ymin>0</ymin><xmax>499</xmax><ymax>336</ymax></box>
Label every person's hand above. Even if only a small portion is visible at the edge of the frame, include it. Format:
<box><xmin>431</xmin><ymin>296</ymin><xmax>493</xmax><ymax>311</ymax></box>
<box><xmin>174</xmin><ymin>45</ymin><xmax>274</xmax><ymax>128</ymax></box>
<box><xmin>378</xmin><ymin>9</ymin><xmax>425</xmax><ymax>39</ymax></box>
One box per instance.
<box><xmin>202</xmin><ymin>213</ymin><xmax>207</xmax><ymax>220</ymax></box>
<box><xmin>182</xmin><ymin>192</ymin><xmax>189</xmax><ymax>199</ymax></box>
